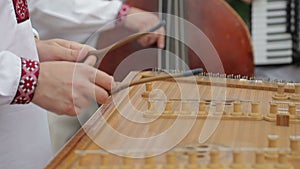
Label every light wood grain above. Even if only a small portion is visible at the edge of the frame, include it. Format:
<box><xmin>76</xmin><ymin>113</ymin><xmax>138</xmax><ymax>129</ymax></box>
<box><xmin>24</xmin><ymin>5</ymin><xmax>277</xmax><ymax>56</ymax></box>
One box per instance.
<box><xmin>45</xmin><ymin>71</ymin><xmax>300</xmax><ymax>169</ymax></box>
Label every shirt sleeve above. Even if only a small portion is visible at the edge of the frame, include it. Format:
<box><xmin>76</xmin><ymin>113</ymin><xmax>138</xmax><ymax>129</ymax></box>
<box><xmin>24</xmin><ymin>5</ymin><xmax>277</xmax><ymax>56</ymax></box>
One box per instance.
<box><xmin>0</xmin><ymin>51</ymin><xmax>22</xmax><ymax>105</ymax></box>
<box><xmin>0</xmin><ymin>51</ymin><xmax>39</xmax><ymax>105</ymax></box>
<box><xmin>28</xmin><ymin>0</ymin><xmax>124</xmax><ymax>43</ymax></box>
<box><xmin>116</xmin><ymin>3</ymin><xmax>131</xmax><ymax>24</ymax></box>
<box><xmin>32</xmin><ymin>28</ymin><xmax>40</xmax><ymax>40</ymax></box>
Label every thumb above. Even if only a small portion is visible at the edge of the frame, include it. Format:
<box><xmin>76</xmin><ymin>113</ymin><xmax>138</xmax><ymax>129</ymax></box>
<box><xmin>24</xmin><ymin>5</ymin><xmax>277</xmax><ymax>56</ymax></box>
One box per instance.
<box><xmin>77</xmin><ymin>45</ymin><xmax>95</xmax><ymax>61</ymax></box>
<box><xmin>83</xmin><ymin>55</ymin><xmax>97</xmax><ymax>66</ymax></box>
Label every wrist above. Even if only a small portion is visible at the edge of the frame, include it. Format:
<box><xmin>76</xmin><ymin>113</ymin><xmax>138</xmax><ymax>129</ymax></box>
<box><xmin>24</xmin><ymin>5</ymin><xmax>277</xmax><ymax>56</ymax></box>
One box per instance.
<box><xmin>11</xmin><ymin>57</ymin><xmax>40</xmax><ymax>104</ymax></box>
<box><xmin>116</xmin><ymin>3</ymin><xmax>131</xmax><ymax>25</ymax></box>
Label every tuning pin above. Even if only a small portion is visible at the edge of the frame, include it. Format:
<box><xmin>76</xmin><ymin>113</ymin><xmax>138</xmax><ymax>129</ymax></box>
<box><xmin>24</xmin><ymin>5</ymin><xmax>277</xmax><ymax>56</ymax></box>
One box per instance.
<box><xmin>265</xmin><ymin>135</ymin><xmax>279</xmax><ymax>160</ymax></box>
<box><xmin>234</xmin><ymin>75</ymin><xmax>241</xmax><ymax>79</ymax></box>
<box><xmin>249</xmin><ymin>102</ymin><xmax>263</xmax><ymax>120</ymax></box>
<box><xmin>265</xmin><ymin>102</ymin><xmax>278</xmax><ymax>121</ymax></box>
<box><xmin>220</xmin><ymin>74</ymin><xmax>226</xmax><ymax>78</ymax></box>
<box><xmin>227</xmin><ymin>74</ymin><xmax>234</xmax><ymax>79</ymax></box>
<box><xmin>242</xmin><ymin>76</ymin><xmax>248</xmax><ymax>80</ymax></box>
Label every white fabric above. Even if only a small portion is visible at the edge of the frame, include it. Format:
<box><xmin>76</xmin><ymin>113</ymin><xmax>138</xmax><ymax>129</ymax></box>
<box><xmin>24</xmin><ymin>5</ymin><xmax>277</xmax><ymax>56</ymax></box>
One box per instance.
<box><xmin>32</xmin><ymin>28</ymin><xmax>40</xmax><ymax>39</ymax></box>
<box><xmin>28</xmin><ymin>0</ymin><xmax>123</xmax><ymax>46</ymax></box>
<box><xmin>0</xmin><ymin>0</ymin><xmax>52</xmax><ymax>168</ymax></box>
<box><xmin>0</xmin><ymin>51</ymin><xmax>21</xmax><ymax>105</ymax></box>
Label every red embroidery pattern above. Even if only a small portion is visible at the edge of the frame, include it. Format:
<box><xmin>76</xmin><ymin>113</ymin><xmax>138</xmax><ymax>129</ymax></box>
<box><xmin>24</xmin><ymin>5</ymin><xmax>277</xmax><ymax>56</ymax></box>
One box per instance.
<box><xmin>117</xmin><ymin>3</ymin><xmax>131</xmax><ymax>23</ymax></box>
<box><xmin>11</xmin><ymin>58</ymin><xmax>39</xmax><ymax>104</ymax></box>
<box><xmin>12</xmin><ymin>0</ymin><xmax>30</xmax><ymax>23</ymax></box>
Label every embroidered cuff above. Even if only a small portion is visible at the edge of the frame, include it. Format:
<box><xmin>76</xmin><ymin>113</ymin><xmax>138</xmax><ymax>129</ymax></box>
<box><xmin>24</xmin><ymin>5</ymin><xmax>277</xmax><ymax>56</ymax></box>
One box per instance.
<box><xmin>117</xmin><ymin>3</ymin><xmax>131</xmax><ymax>24</ymax></box>
<box><xmin>11</xmin><ymin>58</ymin><xmax>39</xmax><ymax>104</ymax></box>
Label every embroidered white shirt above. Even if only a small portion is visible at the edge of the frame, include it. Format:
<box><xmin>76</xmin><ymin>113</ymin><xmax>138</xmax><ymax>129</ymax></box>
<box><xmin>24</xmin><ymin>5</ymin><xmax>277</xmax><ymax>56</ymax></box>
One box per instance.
<box><xmin>0</xmin><ymin>1</ymin><xmax>51</xmax><ymax>168</ymax></box>
<box><xmin>28</xmin><ymin>0</ymin><xmax>123</xmax><ymax>46</ymax></box>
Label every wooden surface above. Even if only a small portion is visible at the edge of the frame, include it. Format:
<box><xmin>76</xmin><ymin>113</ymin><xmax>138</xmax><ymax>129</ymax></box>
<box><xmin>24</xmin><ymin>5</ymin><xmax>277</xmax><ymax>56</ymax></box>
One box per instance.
<box><xmin>45</xmin><ymin>71</ymin><xmax>300</xmax><ymax>169</ymax></box>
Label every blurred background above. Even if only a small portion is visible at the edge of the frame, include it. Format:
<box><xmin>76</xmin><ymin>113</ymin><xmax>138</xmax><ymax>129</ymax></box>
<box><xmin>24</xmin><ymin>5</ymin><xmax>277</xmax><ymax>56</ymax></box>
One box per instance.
<box><xmin>228</xmin><ymin>0</ymin><xmax>300</xmax><ymax>82</ymax></box>
<box><xmin>97</xmin><ymin>0</ymin><xmax>300</xmax><ymax>82</ymax></box>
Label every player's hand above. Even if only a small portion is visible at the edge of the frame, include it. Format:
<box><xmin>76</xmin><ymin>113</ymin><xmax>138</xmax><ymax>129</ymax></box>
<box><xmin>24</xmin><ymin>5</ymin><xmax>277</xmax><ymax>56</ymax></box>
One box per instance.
<box><xmin>124</xmin><ymin>7</ymin><xmax>165</xmax><ymax>49</ymax></box>
<box><xmin>35</xmin><ymin>39</ymin><xmax>94</xmax><ymax>62</ymax></box>
<box><xmin>32</xmin><ymin>60</ymin><xmax>114</xmax><ymax>116</ymax></box>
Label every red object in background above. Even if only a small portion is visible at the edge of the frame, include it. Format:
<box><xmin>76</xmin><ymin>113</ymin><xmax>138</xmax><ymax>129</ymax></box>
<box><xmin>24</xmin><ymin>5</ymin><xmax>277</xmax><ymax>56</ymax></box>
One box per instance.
<box><xmin>97</xmin><ymin>0</ymin><xmax>254</xmax><ymax>80</ymax></box>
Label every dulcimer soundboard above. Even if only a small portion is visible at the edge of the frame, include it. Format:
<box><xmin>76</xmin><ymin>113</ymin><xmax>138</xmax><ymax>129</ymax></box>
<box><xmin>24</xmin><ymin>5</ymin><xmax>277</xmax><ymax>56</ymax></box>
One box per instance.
<box><xmin>45</xmin><ymin>70</ymin><xmax>300</xmax><ymax>169</ymax></box>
